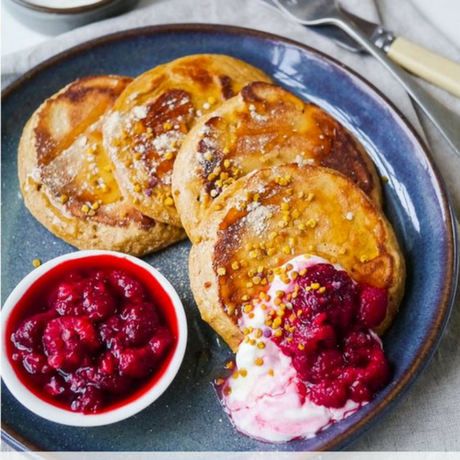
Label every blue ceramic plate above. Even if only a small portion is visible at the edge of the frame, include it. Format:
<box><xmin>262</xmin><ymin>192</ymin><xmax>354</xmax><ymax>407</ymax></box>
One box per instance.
<box><xmin>1</xmin><ymin>24</ymin><xmax>458</xmax><ymax>452</ymax></box>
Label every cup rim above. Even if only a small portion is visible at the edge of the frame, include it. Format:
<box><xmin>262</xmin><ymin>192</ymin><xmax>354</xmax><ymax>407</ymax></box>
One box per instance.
<box><xmin>1</xmin><ymin>250</ymin><xmax>188</xmax><ymax>427</ymax></box>
<box><xmin>9</xmin><ymin>0</ymin><xmax>117</xmax><ymax>15</ymax></box>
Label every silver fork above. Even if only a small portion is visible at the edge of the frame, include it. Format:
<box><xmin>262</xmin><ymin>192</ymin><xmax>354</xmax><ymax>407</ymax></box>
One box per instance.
<box><xmin>272</xmin><ymin>0</ymin><xmax>460</xmax><ymax>158</ymax></box>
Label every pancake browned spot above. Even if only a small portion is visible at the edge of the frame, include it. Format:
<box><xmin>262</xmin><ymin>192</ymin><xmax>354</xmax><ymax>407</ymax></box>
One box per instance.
<box><xmin>219</xmin><ymin>75</ymin><xmax>235</xmax><ymax>99</ymax></box>
<box><xmin>177</xmin><ymin>65</ymin><xmax>214</xmax><ymax>88</ymax></box>
<box><xmin>312</xmin><ymin>109</ymin><xmax>374</xmax><ymax>196</ymax></box>
<box><xmin>241</xmin><ymin>83</ymin><xmax>264</xmax><ymax>102</ymax></box>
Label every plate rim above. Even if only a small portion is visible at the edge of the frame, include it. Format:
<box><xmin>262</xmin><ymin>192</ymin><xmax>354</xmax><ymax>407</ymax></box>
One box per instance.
<box><xmin>2</xmin><ymin>22</ymin><xmax>458</xmax><ymax>453</ymax></box>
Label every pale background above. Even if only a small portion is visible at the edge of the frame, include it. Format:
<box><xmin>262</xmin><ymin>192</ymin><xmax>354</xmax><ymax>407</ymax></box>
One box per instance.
<box><xmin>2</xmin><ymin>0</ymin><xmax>161</xmax><ymax>56</ymax></box>
<box><xmin>3</xmin><ymin>0</ymin><xmax>460</xmax><ymax>56</ymax></box>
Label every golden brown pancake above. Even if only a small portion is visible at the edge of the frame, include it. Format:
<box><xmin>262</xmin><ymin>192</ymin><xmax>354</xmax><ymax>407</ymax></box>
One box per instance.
<box><xmin>173</xmin><ymin>82</ymin><xmax>382</xmax><ymax>242</ymax></box>
<box><xmin>102</xmin><ymin>55</ymin><xmax>272</xmax><ymax>227</ymax></box>
<box><xmin>18</xmin><ymin>76</ymin><xmax>185</xmax><ymax>256</ymax></box>
<box><xmin>189</xmin><ymin>164</ymin><xmax>404</xmax><ymax>352</ymax></box>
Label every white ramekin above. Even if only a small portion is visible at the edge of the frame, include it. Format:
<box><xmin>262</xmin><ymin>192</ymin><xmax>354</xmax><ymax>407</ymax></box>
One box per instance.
<box><xmin>1</xmin><ymin>250</ymin><xmax>188</xmax><ymax>427</ymax></box>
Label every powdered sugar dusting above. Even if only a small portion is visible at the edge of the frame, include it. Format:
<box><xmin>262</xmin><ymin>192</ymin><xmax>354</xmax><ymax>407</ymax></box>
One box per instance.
<box><xmin>132</xmin><ymin>106</ymin><xmax>148</xmax><ymax>120</ymax></box>
<box><xmin>152</xmin><ymin>131</ymin><xmax>185</xmax><ymax>155</ymax></box>
<box><xmin>244</xmin><ymin>204</ymin><xmax>275</xmax><ymax>236</ymax></box>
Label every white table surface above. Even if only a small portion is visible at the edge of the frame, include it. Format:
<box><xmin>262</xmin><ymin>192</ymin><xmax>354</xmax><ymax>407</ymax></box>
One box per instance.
<box><xmin>1</xmin><ymin>0</ymin><xmax>157</xmax><ymax>56</ymax></box>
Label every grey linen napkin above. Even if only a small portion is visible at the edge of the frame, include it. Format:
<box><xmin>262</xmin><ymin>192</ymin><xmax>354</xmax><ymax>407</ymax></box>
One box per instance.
<box><xmin>2</xmin><ymin>0</ymin><xmax>460</xmax><ymax>451</ymax></box>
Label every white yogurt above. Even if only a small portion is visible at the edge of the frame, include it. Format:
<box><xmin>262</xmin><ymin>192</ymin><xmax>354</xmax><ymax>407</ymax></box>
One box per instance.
<box><xmin>221</xmin><ymin>255</ymin><xmax>364</xmax><ymax>443</ymax></box>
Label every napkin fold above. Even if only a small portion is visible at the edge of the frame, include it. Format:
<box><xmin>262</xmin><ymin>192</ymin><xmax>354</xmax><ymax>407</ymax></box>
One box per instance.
<box><xmin>2</xmin><ymin>0</ymin><xmax>460</xmax><ymax>451</ymax></box>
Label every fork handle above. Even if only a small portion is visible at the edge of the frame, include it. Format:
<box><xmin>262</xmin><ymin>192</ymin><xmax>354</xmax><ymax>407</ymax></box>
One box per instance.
<box><xmin>388</xmin><ymin>37</ymin><xmax>460</xmax><ymax>98</ymax></box>
<box><xmin>332</xmin><ymin>13</ymin><xmax>460</xmax><ymax>158</ymax></box>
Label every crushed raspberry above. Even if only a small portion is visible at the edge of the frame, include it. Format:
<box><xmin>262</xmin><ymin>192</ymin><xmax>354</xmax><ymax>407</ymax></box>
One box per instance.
<box><xmin>44</xmin><ymin>375</ymin><xmax>67</xmax><ymax>397</ymax></box>
<box><xmin>81</xmin><ymin>278</ymin><xmax>117</xmax><ymax>321</ymax></box>
<box><xmin>71</xmin><ymin>386</ymin><xmax>104</xmax><ymax>414</ymax></box>
<box><xmin>99</xmin><ymin>351</ymin><xmax>117</xmax><ymax>375</ymax></box>
<box><xmin>272</xmin><ymin>263</ymin><xmax>390</xmax><ymax>409</ymax></box>
<box><xmin>22</xmin><ymin>352</ymin><xmax>51</xmax><ymax>375</ymax></box>
<box><xmin>149</xmin><ymin>327</ymin><xmax>174</xmax><ymax>357</ymax></box>
<box><xmin>118</xmin><ymin>348</ymin><xmax>155</xmax><ymax>378</ymax></box>
<box><xmin>357</xmin><ymin>285</ymin><xmax>388</xmax><ymax>329</ymax></box>
<box><xmin>99</xmin><ymin>315</ymin><xmax>122</xmax><ymax>344</ymax></box>
<box><xmin>8</xmin><ymin>266</ymin><xmax>174</xmax><ymax>414</ymax></box>
<box><xmin>309</xmin><ymin>379</ymin><xmax>348</xmax><ymax>408</ymax></box>
<box><xmin>52</xmin><ymin>279</ymin><xmax>86</xmax><ymax>316</ymax></box>
<box><xmin>11</xmin><ymin>310</ymin><xmax>57</xmax><ymax>351</ymax></box>
<box><xmin>108</xmin><ymin>270</ymin><xmax>146</xmax><ymax>303</ymax></box>
<box><xmin>43</xmin><ymin>316</ymin><xmax>100</xmax><ymax>371</ymax></box>
<box><xmin>98</xmin><ymin>373</ymin><xmax>133</xmax><ymax>395</ymax></box>
<box><xmin>120</xmin><ymin>302</ymin><xmax>160</xmax><ymax>347</ymax></box>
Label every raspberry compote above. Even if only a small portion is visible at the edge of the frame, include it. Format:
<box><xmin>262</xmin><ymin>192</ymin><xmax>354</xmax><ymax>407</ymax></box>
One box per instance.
<box><xmin>6</xmin><ymin>255</ymin><xmax>177</xmax><ymax>414</ymax></box>
<box><xmin>220</xmin><ymin>254</ymin><xmax>391</xmax><ymax>443</ymax></box>
<box><xmin>271</xmin><ymin>262</ymin><xmax>390</xmax><ymax>408</ymax></box>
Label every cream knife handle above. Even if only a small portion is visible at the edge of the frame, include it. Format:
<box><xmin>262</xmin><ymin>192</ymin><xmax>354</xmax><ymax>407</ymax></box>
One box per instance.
<box><xmin>331</xmin><ymin>13</ymin><xmax>460</xmax><ymax>158</ymax></box>
<box><xmin>387</xmin><ymin>37</ymin><xmax>460</xmax><ymax>98</ymax></box>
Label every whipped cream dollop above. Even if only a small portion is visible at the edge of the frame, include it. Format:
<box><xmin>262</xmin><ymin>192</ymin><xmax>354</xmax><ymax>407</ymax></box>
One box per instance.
<box><xmin>221</xmin><ymin>254</ymin><xmax>383</xmax><ymax>443</ymax></box>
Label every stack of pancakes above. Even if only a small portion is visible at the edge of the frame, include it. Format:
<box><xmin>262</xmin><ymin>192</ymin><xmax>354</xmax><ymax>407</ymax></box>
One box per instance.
<box><xmin>19</xmin><ymin>54</ymin><xmax>404</xmax><ymax>346</ymax></box>
<box><xmin>19</xmin><ymin>55</ymin><xmax>271</xmax><ymax>256</ymax></box>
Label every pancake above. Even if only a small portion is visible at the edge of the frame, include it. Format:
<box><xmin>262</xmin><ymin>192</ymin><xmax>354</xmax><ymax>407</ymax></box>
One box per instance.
<box><xmin>189</xmin><ymin>164</ymin><xmax>405</xmax><ymax>352</ymax></box>
<box><xmin>18</xmin><ymin>76</ymin><xmax>186</xmax><ymax>256</ymax></box>
<box><xmin>172</xmin><ymin>82</ymin><xmax>382</xmax><ymax>242</ymax></box>
<box><xmin>102</xmin><ymin>55</ymin><xmax>272</xmax><ymax>227</ymax></box>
